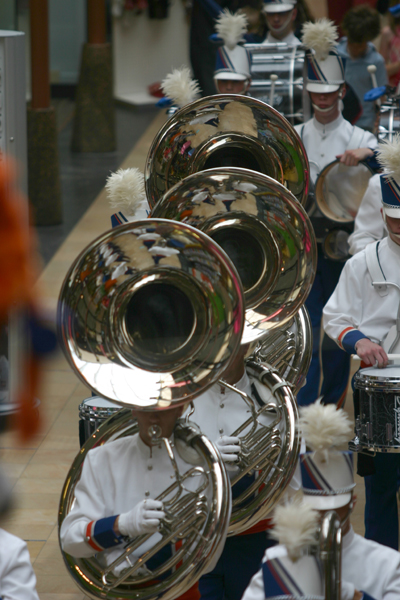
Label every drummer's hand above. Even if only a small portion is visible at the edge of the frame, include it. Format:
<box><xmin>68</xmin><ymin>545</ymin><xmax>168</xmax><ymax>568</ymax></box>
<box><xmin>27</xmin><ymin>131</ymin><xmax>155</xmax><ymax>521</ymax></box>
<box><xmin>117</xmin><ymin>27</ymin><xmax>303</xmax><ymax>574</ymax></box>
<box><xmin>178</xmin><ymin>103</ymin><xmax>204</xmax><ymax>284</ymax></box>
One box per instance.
<box><xmin>116</xmin><ymin>499</ymin><xmax>165</xmax><ymax>538</ymax></box>
<box><xmin>355</xmin><ymin>338</ymin><xmax>389</xmax><ymax>368</ymax></box>
<box><xmin>336</xmin><ymin>148</ymin><xmax>374</xmax><ymax>166</ymax></box>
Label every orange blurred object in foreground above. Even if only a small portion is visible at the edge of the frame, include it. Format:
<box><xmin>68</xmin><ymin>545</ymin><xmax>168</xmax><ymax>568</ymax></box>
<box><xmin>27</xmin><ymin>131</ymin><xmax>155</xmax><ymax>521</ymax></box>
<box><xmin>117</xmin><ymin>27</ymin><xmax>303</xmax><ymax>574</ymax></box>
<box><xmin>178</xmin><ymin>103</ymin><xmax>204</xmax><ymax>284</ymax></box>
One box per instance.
<box><xmin>0</xmin><ymin>160</ymin><xmax>41</xmax><ymax>443</ymax></box>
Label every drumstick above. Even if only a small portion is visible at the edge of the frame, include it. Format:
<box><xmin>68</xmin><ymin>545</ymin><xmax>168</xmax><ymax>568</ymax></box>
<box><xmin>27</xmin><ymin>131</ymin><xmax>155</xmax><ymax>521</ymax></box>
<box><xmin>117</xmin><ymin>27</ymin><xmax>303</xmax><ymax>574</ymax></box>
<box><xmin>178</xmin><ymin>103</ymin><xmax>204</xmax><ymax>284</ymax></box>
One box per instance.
<box><xmin>367</xmin><ymin>65</ymin><xmax>381</xmax><ymax>108</ymax></box>
<box><xmin>269</xmin><ymin>74</ymin><xmax>278</xmax><ymax>107</ymax></box>
<box><xmin>353</xmin><ymin>354</ymin><xmax>400</xmax><ymax>361</ymax></box>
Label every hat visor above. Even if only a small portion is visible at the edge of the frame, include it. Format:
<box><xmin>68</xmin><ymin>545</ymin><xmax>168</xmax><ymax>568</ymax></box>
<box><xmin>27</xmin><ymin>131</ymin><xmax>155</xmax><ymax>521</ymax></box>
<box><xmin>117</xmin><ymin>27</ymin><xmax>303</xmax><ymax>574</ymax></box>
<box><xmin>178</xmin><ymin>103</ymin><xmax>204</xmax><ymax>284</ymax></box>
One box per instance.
<box><xmin>264</xmin><ymin>4</ymin><xmax>295</xmax><ymax>12</ymax></box>
<box><xmin>306</xmin><ymin>82</ymin><xmax>341</xmax><ymax>93</ymax></box>
<box><xmin>302</xmin><ymin>492</ymin><xmax>351</xmax><ymax>510</ymax></box>
<box><xmin>384</xmin><ymin>207</ymin><xmax>400</xmax><ymax>219</ymax></box>
<box><xmin>214</xmin><ymin>72</ymin><xmax>248</xmax><ymax>81</ymax></box>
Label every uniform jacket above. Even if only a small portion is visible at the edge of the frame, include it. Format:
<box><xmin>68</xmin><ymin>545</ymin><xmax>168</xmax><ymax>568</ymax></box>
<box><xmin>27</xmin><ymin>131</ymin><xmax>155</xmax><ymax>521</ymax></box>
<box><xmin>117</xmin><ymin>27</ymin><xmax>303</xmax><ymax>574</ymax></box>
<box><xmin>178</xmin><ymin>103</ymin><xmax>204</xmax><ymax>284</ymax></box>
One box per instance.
<box><xmin>323</xmin><ymin>236</ymin><xmax>400</xmax><ymax>353</ymax></box>
<box><xmin>348</xmin><ymin>174</ymin><xmax>387</xmax><ymax>255</ymax></box>
<box><xmin>294</xmin><ymin>113</ymin><xmax>377</xmax><ymax>184</ymax></box>
<box><xmin>0</xmin><ymin>529</ymin><xmax>39</xmax><ymax>600</ymax></box>
<box><xmin>341</xmin><ymin>526</ymin><xmax>400</xmax><ymax>600</ymax></box>
<box><xmin>60</xmin><ymin>432</ymin><xmax>222</xmax><ymax>572</ymax></box>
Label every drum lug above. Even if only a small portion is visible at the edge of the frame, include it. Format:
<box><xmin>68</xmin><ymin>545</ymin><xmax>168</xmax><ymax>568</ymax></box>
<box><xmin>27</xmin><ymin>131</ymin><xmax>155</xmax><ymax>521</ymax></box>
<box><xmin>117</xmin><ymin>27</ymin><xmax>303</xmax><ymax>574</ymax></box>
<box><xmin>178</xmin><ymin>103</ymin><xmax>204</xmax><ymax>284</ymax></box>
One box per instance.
<box><xmin>348</xmin><ymin>437</ymin><xmax>361</xmax><ymax>452</ymax></box>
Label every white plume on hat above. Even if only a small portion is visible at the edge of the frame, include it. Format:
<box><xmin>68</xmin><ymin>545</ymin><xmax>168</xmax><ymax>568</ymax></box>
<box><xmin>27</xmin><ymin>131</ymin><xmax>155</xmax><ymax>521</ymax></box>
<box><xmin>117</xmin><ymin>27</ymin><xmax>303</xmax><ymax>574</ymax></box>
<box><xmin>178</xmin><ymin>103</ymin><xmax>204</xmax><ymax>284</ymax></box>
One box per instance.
<box><xmin>298</xmin><ymin>399</ymin><xmax>352</xmax><ymax>452</ymax></box>
<box><xmin>215</xmin><ymin>9</ymin><xmax>248</xmax><ymax>51</ymax></box>
<box><xmin>106</xmin><ymin>168</ymin><xmax>146</xmax><ymax>216</ymax></box>
<box><xmin>271</xmin><ymin>498</ymin><xmax>319</xmax><ymax>561</ymax></box>
<box><xmin>302</xmin><ymin>18</ymin><xmax>338</xmax><ymax>61</ymax></box>
<box><xmin>377</xmin><ymin>134</ymin><xmax>400</xmax><ymax>181</ymax></box>
<box><xmin>161</xmin><ymin>67</ymin><xmax>201</xmax><ymax>108</ymax></box>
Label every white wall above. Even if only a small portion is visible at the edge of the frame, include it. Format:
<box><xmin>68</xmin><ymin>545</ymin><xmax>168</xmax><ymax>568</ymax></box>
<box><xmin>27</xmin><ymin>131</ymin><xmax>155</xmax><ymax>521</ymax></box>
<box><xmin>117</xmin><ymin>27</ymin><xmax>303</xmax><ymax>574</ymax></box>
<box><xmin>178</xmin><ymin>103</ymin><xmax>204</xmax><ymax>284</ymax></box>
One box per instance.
<box><xmin>113</xmin><ymin>0</ymin><xmax>190</xmax><ymax>105</ymax></box>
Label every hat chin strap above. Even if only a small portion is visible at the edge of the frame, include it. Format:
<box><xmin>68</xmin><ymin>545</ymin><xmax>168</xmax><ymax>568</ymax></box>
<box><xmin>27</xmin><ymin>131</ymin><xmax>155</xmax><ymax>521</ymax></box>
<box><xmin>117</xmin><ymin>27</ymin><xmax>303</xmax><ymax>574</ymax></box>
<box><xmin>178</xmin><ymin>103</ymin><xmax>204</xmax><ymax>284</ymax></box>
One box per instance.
<box><xmin>268</xmin><ymin>12</ymin><xmax>293</xmax><ymax>34</ymax></box>
<box><xmin>311</xmin><ymin>101</ymin><xmax>339</xmax><ymax>114</ymax></box>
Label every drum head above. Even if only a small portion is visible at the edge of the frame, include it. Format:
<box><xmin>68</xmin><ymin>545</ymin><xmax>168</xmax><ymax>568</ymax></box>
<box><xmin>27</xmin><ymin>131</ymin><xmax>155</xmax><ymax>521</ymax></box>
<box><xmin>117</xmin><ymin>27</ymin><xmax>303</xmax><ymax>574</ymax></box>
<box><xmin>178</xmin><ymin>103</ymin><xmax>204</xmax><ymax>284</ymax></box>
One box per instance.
<box><xmin>81</xmin><ymin>396</ymin><xmax>121</xmax><ymax>409</ymax></box>
<box><xmin>356</xmin><ymin>365</ymin><xmax>400</xmax><ymax>390</ymax></box>
<box><xmin>315</xmin><ymin>160</ymin><xmax>373</xmax><ymax>223</ymax></box>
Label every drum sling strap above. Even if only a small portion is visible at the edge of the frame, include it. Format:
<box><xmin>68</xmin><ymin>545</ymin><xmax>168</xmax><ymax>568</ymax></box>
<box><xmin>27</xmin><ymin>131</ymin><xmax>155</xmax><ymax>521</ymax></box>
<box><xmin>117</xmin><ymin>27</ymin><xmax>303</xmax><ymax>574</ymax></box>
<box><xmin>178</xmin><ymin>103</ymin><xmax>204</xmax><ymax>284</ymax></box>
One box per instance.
<box><xmin>365</xmin><ymin>240</ymin><xmax>388</xmax><ymax>297</ymax></box>
<box><xmin>365</xmin><ymin>241</ymin><xmax>400</xmax><ymax>353</ymax></box>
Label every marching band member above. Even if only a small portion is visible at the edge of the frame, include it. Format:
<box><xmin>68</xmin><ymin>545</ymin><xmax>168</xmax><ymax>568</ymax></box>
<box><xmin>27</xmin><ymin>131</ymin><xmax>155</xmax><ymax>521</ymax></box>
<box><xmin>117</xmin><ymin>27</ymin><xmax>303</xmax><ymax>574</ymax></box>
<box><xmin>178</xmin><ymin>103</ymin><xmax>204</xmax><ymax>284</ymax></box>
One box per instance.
<box><xmin>190</xmin><ymin>344</ymin><xmax>301</xmax><ymax>600</ymax></box>
<box><xmin>60</xmin><ymin>401</ymin><xmax>224</xmax><ymax>600</ymax></box>
<box><xmin>212</xmin><ymin>10</ymin><xmax>252</xmax><ymax>96</ymax></box>
<box><xmin>348</xmin><ymin>173</ymin><xmax>385</xmax><ymax>255</ymax></box>
<box><xmin>322</xmin><ymin>166</ymin><xmax>400</xmax><ymax>549</ymax></box>
<box><xmin>299</xmin><ymin>401</ymin><xmax>400</xmax><ymax>599</ymax></box>
<box><xmin>241</xmin><ymin>499</ymin><xmax>325</xmax><ymax>600</ymax></box>
<box><xmin>262</xmin><ymin>0</ymin><xmax>301</xmax><ymax>46</ymax></box>
<box><xmin>0</xmin><ymin>528</ymin><xmax>40</xmax><ymax>600</ymax></box>
<box><xmin>347</xmin><ymin>137</ymin><xmax>400</xmax><ymax>256</ymax></box>
<box><xmin>294</xmin><ymin>18</ymin><xmax>378</xmax><ymax>408</ymax></box>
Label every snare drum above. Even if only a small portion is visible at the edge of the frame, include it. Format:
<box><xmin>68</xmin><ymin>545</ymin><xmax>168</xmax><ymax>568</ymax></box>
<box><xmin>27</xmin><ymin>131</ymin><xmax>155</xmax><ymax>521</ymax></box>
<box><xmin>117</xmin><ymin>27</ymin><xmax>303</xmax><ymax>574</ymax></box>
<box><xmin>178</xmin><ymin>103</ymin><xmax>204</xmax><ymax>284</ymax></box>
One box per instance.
<box><xmin>245</xmin><ymin>43</ymin><xmax>309</xmax><ymax>125</ymax></box>
<box><xmin>79</xmin><ymin>396</ymin><xmax>123</xmax><ymax>447</ymax></box>
<box><xmin>352</xmin><ymin>366</ymin><xmax>400</xmax><ymax>453</ymax></box>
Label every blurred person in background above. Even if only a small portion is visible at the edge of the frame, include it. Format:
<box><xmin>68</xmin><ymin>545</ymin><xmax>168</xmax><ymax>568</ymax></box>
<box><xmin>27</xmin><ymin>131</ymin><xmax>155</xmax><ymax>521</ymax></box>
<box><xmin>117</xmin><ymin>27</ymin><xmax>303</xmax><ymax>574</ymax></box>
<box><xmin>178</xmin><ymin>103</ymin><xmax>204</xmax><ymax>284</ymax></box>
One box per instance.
<box><xmin>337</xmin><ymin>5</ymin><xmax>387</xmax><ymax>132</ymax></box>
<box><xmin>380</xmin><ymin>2</ymin><xmax>400</xmax><ymax>90</ymax></box>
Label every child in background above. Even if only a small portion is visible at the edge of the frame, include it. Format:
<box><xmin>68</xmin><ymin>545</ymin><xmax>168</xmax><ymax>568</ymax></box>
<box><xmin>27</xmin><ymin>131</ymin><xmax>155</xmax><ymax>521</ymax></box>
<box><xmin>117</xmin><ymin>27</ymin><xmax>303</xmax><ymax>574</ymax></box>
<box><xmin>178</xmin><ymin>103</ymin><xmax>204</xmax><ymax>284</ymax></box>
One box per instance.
<box><xmin>337</xmin><ymin>5</ymin><xmax>387</xmax><ymax>132</ymax></box>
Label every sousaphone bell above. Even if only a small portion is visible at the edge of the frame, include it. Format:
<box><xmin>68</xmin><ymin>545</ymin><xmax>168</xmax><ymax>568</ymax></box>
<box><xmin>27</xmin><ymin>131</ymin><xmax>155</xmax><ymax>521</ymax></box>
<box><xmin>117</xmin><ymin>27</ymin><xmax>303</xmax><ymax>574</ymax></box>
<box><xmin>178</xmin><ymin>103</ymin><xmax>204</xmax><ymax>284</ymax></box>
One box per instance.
<box><xmin>145</xmin><ymin>94</ymin><xmax>309</xmax><ymax>208</ymax></box>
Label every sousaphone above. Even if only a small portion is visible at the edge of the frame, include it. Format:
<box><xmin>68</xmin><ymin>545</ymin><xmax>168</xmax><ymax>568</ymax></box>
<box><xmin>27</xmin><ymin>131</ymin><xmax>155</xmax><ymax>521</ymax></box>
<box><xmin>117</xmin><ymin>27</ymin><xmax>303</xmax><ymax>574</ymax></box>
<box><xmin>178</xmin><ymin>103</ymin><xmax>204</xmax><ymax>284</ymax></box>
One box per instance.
<box><xmin>145</xmin><ymin>94</ymin><xmax>309</xmax><ymax>208</ymax></box>
<box><xmin>57</xmin><ymin>220</ymin><xmax>243</xmax><ymax>599</ymax></box>
<box><xmin>150</xmin><ymin>167</ymin><xmax>317</xmax><ymax>344</ymax></box>
<box><xmin>150</xmin><ymin>168</ymin><xmax>315</xmax><ymax>533</ymax></box>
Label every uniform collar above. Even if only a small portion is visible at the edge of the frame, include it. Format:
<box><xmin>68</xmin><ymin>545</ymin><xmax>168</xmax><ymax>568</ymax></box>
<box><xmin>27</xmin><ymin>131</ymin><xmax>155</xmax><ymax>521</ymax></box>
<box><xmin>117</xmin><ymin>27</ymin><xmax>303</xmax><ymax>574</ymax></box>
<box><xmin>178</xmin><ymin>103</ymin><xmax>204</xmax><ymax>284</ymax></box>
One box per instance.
<box><xmin>342</xmin><ymin>525</ymin><xmax>355</xmax><ymax>550</ymax></box>
<box><xmin>312</xmin><ymin>112</ymin><xmax>344</xmax><ymax>134</ymax></box>
<box><xmin>266</xmin><ymin>31</ymin><xmax>298</xmax><ymax>45</ymax></box>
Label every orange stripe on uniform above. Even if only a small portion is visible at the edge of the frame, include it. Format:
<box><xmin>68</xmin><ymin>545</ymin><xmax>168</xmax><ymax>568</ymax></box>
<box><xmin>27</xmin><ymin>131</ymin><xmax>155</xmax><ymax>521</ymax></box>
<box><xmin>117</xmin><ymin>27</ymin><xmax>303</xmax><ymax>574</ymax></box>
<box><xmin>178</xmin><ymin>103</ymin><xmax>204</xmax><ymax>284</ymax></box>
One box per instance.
<box><xmin>85</xmin><ymin>521</ymin><xmax>103</xmax><ymax>552</ymax></box>
<box><xmin>338</xmin><ymin>327</ymin><xmax>354</xmax><ymax>349</ymax></box>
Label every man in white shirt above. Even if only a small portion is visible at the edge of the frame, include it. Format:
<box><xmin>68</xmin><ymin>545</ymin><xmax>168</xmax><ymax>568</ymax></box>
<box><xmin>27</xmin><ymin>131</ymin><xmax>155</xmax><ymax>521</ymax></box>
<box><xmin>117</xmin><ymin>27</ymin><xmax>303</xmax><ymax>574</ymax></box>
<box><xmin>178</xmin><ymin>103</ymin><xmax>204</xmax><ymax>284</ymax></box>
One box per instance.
<box><xmin>262</xmin><ymin>1</ymin><xmax>301</xmax><ymax>46</ymax></box>
<box><xmin>323</xmin><ymin>172</ymin><xmax>400</xmax><ymax>549</ymax></box>
<box><xmin>294</xmin><ymin>19</ymin><xmax>377</xmax><ymax>409</ymax></box>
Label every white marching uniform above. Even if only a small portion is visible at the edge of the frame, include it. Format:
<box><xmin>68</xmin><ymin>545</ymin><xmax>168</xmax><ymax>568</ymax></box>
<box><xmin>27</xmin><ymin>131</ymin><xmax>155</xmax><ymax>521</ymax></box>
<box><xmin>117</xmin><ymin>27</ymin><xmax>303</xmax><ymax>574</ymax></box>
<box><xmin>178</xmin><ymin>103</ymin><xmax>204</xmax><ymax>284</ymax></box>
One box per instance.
<box><xmin>340</xmin><ymin>527</ymin><xmax>400</xmax><ymax>600</ymax></box>
<box><xmin>60</xmin><ymin>433</ymin><xmax>219</xmax><ymax>571</ymax></box>
<box><xmin>294</xmin><ymin>114</ymin><xmax>377</xmax><ymax>184</ymax></box>
<box><xmin>241</xmin><ymin>527</ymin><xmax>400</xmax><ymax>600</ymax></box>
<box><xmin>348</xmin><ymin>174</ymin><xmax>387</xmax><ymax>255</ymax></box>
<box><xmin>323</xmin><ymin>236</ymin><xmax>400</xmax><ymax>350</ymax></box>
<box><xmin>263</xmin><ymin>31</ymin><xmax>301</xmax><ymax>46</ymax></box>
<box><xmin>0</xmin><ymin>529</ymin><xmax>39</xmax><ymax>600</ymax></box>
<box><xmin>190</xmin><ymin>371</ymin><xmax>301</xmax><ymax>491</ymax></box>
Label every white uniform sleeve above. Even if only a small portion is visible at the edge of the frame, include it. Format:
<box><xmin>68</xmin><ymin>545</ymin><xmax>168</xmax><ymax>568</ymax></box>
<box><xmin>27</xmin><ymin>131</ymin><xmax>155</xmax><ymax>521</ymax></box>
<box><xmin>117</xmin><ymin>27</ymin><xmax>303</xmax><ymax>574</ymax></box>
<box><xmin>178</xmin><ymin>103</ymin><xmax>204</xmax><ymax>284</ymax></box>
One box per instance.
<box><xmin>381</xmin><ymin>559</ymin><xmax>400</xmax><ymax>599</ymax></box>
<box><xmin>322</xmin><ymin>256</ymin><xmax>366</xmax><ymax>349</ymax></box>
<box><xmin>348</xmin><ymin>174</ymin><xmax>386</xmax><ymax>255</ymax></box>
<box><xmin>0</xmin><ymin>535</ymin><xmax>39</xmax><ymax>600</ymax></box>
<box><xmin>60</xmin><ymin>450</ymin><xmax>111</xmax><ymax>558</ymax></box>
<box><xmin>241</xmin><ymin>565</ymin><xmax>265</xmax><ymax>600</ymax></box>
<box><xmin>360</xmin><ymin>129</ymin><xmax>378</xmax><ymax>150</ymax></box>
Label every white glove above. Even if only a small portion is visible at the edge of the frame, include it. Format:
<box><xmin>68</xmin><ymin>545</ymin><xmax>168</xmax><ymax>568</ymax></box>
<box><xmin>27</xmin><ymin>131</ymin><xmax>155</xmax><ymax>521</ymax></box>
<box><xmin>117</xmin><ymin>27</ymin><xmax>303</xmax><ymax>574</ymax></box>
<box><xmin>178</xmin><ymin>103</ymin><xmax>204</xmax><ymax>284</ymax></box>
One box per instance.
<box><xmin>341</xmin><ymin>580</ymin><xmax>356</xmax><ymax>600</ymax></box>
<box><xmin>215</xmin><ymin>436</ymin><xmax>240</xmax><ymax>470</ymax></box>
<box><xmin>118</xmin><ymin>499</ymin><xmax>165</xmax><ymax>538</ymax></box>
